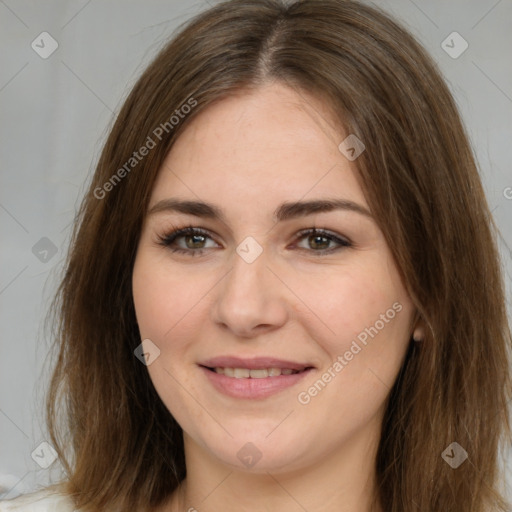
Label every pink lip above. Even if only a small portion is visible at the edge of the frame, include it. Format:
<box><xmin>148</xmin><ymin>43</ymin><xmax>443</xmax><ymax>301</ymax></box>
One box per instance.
<box><xmin>199</xmin><ymin>356</ymin><xmax>313</xmax><ymax>371</ymax></box>
<box><xmin>199</xmin><ymin>366</ymin><xmax>314</xmax><ymax>400</ymax></box>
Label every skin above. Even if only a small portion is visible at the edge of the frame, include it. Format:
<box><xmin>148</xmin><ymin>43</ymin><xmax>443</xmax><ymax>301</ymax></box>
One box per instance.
<box><xmin>132</xmin><ymin>81</ymin><xmax>422</xmax><ymax>512</ymax></box>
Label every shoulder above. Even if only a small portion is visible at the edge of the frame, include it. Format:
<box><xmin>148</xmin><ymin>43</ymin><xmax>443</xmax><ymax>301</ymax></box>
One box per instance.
<box><xmin>0</xmin><ymin>488</ymin><xmax>77</xmax><ymax>511</ymax></box>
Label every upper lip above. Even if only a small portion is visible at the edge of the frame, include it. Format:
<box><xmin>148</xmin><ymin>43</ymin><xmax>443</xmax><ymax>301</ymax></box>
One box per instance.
<box><xmin>199</xmin><ymin>356</ymin><xmax>314</xmax><ymax>371</ymax></box>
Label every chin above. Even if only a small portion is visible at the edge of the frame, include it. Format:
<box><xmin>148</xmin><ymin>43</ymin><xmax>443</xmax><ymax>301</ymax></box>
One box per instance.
<box><xmin>194</xmin><ymin>427</ymin><xmax>314</xmax><ymax>474</ymax></box>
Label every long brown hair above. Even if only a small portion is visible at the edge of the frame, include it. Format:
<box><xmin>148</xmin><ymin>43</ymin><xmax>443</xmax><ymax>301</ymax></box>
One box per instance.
<box><xmin>45</xmin><ymin>1</ymin><xmax>512</xmax><ymax>510</ymax></box>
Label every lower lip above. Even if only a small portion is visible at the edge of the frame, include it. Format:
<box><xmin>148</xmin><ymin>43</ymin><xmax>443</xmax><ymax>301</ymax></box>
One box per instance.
<box><xmin>200</xmin><ymin>366</ymin><xmax>313</xmax><ymax>400</ymax></box>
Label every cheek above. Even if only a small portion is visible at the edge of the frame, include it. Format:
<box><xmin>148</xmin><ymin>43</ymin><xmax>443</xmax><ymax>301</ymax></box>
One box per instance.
<box><xmin>132</xmin><ymin>251</ymin><xmax>209</xmax><ymax>420</ymax></box>
<box><xmin>132</xmin><ymin>250</ymin><xmax>208</xmax><ymax>342</ymax></box>
<box><xmin>290</xmin><ymin>269</ymin><xmax>411</xmax><ymax>444</ymax></box>
<box><xmin>291</xmin><ymin>255</ymin><xmax>414</xmax><ymax>401</ymax></box>
<box><xmin>293</xmin><ymin>259</ymin><xmax>410</xmax><ymax>345</ymax></box>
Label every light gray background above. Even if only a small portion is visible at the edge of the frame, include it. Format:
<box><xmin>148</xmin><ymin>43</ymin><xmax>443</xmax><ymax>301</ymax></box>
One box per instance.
<box><xmin>1</xmin><ymin>0</ymin><xmax>511</xmax><ymax>501</ymax></box>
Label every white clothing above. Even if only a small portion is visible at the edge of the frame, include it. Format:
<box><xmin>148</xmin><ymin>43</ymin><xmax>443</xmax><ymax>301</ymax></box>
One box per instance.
<box><xmin>0</xmin><ymin>489</ymin><xmax>76</xmax><ymax>511</ymax></box>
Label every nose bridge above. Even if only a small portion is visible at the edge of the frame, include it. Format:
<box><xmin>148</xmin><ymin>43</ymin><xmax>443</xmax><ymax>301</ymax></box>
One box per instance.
<box><xmin>231</xmin><ymin>256</ymin><xmax>260</xmax><ymax>292</ymax></box>
<box><xmin>224</xmin><ymin>241</ymin><xmax>270</xmax><ymax>306</ymax></box>
<box><xmin>211</xmin><ymin>239</ymin><xmax>288</xmax><ymax>334</ymax></box>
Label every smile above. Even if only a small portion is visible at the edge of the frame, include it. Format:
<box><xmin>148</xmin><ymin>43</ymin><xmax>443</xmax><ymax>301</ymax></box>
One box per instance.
<box><xmin>210</xmin><ymin>367</ymin><xmax>302</xmax><ymax>378</ymax></box>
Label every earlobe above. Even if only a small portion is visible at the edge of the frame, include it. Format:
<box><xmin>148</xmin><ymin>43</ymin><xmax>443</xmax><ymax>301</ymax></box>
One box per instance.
<box><xmin>412</xmin><ymin>323</ymin><xmax>425</xmax><ymax>342</ymax></box>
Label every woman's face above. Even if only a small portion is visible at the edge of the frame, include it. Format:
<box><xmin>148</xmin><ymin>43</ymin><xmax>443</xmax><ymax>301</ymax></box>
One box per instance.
<box><xmin>132</xmin><ymin>82</ymin><xmax>416</xmax><ymax>473</ymax></box>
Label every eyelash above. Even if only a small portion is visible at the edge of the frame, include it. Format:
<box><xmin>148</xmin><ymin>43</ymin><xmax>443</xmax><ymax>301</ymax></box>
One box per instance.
<box><xmin>156</xmin><ymin>225</ymin><xmax>352</xmax><ymax>257</ymax></box>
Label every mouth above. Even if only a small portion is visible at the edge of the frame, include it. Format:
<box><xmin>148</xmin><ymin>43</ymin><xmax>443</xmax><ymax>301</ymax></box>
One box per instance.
<box><xmin>198</xmin><ymin>356</ymin><xmax>315</xmax><ymax>399</ymax></box>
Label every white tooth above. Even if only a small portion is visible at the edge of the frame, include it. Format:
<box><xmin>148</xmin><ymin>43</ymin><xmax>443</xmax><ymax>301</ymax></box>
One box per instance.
<box><xmin>249</xmin><ymin>369</ymin><xmax>269</xmax><ymax>378</ymax></box>
<box><xmin>234</xmin><ymin>368</ymin><xmax>251</xmax><ymax>378</ymax></box>
<box><xmin>217</xmin><ymin>367</ymin><xmax>299</xmax><ymax>378</ymax></box>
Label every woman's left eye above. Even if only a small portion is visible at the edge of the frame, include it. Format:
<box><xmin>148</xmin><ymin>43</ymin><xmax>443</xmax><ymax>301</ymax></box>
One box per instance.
<box><xmin>293</xmin><ymin>228</ymin><xmax>352</xmax><ymax>254</ymax></box>
<box><xmin>156</xmin><ymin>226</ymin><xmax>351</xmax><ymax>256</ymax></box>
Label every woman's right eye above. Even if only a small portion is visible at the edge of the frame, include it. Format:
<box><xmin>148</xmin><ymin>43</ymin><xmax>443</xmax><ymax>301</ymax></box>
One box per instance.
<box><xmin>157</xmin><ymin>227</ymin><xmax>219</xmax><ymax>256</ymax></box>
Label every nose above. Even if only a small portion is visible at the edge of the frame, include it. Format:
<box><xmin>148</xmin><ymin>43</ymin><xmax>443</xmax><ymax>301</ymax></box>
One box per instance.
<box><xmin>210</xmin><ymin>245</ymin><xmax>289</xmax><ymax>338</ymax></box>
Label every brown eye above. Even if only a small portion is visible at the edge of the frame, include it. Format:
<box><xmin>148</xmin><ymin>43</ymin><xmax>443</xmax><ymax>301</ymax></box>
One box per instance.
<box><xmin>185</xmin><ymin>233</ymin><xmax>207</xmax><ymax>249</ymax></box>
<box><xmin>157</xmin><ymin>227</ymin><xmax>219</xmax><ymax>256</ymax></box>
<box><xmin>295</xmin><ymin>228</ymin><xmax>351</xmax><ymax>254</ymax></box>
<box><xmin>308</xmin><ymin>234</ymin><xmax>331</xmax><ymax>250</ymax></box>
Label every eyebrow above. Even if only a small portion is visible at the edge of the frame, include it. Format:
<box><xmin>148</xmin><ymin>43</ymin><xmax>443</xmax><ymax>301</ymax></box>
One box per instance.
<box><xmin>148</xmin><ymin>197</ymin><xmax>372</xmax><ymax>222</ymax></box>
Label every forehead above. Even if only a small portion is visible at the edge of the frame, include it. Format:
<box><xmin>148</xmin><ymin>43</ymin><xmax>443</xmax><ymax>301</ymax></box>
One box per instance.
<box><xmin>150</xmin><ymin>82</ymin><xmax>367</xmax><ymax>211</ymax></box>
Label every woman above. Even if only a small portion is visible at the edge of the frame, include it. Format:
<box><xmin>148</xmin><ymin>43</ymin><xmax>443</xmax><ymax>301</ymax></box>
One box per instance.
<box><xmin>1</xmin><ymin>0</ymin><xmax>510</xmax><ymax>511</ymax></box>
